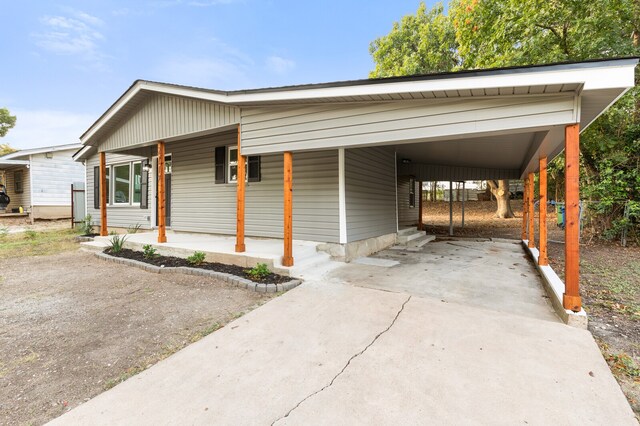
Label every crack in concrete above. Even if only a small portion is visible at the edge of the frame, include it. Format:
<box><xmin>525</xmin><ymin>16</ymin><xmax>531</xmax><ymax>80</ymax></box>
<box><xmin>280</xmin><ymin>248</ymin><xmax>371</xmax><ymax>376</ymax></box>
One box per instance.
<box><xmin>271</xmin><ymin>295</ymin><xmax>412</xmax><ymax>425</ymax></box>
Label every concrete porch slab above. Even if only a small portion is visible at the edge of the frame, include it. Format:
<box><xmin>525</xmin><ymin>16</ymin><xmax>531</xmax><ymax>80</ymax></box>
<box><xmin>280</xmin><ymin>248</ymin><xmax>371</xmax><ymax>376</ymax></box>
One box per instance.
<box><xmin>82</xmin><ymin>231</ymin><xmax>342</xmax><ymax>278</ymax></box>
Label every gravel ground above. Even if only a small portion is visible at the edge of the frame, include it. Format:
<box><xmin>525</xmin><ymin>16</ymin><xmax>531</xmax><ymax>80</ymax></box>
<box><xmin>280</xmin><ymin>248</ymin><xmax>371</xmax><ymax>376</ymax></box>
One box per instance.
<box><xmin>0</xmin><ymin>250</ymin><xmax>272</xmax><ymax>425</ymax></box>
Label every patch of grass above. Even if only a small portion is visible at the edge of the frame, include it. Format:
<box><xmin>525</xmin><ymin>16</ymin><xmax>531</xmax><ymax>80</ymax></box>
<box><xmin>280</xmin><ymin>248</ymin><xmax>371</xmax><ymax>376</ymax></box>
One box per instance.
<box><xmin>600</xmin><ymin>342</ymin><xmax>640</xmax><ymax>380</ymax></box>
<box><xmin>0</xmin><ymin>229</ymin><xmax>79</xmax><ymax>259</ymax></box>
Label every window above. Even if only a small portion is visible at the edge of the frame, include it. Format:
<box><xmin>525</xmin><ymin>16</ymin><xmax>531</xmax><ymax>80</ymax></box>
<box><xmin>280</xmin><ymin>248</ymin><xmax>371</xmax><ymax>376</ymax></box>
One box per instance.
<box><xmin>409</xmin><ymin>177</ymin><xmax>416</xmax><ymax>208</ymax></box>
<box><xmin>14</xmin><ymin>170</ymin><xmax>23</xmax><ymax>194</ymax></box>
<box><xmin>133</xmin><ymin>162</ymin><xmax>142</xmax><ymax>203</ymax></box>
<box><xmin>228</xmin><ymin>146</ymin><xmax>238</xmax><ymax>183</ymax></box>
<box><xmin>215</xmin><ymin>146</ymin><xmax>261</xmax><ymax>184</ymax></box>
<box><xmin>113</xmin><ymin>164</ymin><xmax>131</xmax><ymax>204</ymax></box>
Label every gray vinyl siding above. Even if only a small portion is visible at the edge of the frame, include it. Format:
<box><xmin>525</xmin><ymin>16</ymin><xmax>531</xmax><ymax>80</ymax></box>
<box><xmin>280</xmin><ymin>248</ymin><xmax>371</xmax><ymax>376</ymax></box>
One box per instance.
<box><xmin>3</xmin><ymin>166</ymin><xmax>30</xmax><ymax>212</ymax></box>
<box><xmin>170</xmin><ymin>131</ymin><xmax>340</xmax><ymax>242</ymax></box>
<box><xmin>345</xmin><ymin>146</ymin><xmax>397</xmax><ymax>242</ymax></box>
<box><xmin>29</xmin><ymin>150</ymin><xmax>85</xmax><ymax>206</ymax></box>
<box><xmin>99</xmin><ymin>93</ymin><xmax>240</xmax><ymax>152</ymax></box>
<box><xmin>240</xmin><ymin>95</ymin><xmax>576</xmax><ymax>155</ymax></box>
<box><xmin>398</xmin><ymin>162</ymin><xmax>520</xmax><ymax>181</ymax></box>
<box><xmin>397</xmin><ymin>176</ymin><xmax>419</xmax><ymax>227</ymax></box>
<box><xmin>86</xmin><ymin>153</ymin><xmax>152</xmax><ymax>229</ymax></box>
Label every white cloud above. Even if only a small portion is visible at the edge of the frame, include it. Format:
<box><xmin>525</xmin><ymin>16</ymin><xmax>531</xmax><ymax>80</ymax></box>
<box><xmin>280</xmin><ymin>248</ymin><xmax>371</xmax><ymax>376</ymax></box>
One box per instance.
<box><xmin>265</xmin><ymin>55</ymin><xmax>296</xmax><ymax>75</ymax></box>
<box><xmin>1</xmin><ymin>109</ymin><xmax>95</xmax><ymax>150</ymax></box>
<box><xmin>33</xmin><ymin>9</ymin><xmax>107</xmax><ymax>67</ymax></box>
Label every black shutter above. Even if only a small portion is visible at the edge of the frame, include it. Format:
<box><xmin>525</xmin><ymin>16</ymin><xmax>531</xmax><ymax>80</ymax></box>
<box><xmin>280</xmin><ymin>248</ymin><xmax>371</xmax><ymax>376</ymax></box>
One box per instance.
<box><xmin>215</xmin><ymin>146</ymin><xmax>226</xmax><ymax>184</ymax></box>
<box><xmin>93</xmin><ymin>166</ymin><xmax>99</xmax><ymax>209</ymax></box>
<box><xmin>140</xmin><ymin>160</ymin><xmax>149</xmax><ymax>209</ymax></box>
<box><xmin>247</xmin><ymin>156</ymin><xmax>261</xmax><ymax>182</ymax></box>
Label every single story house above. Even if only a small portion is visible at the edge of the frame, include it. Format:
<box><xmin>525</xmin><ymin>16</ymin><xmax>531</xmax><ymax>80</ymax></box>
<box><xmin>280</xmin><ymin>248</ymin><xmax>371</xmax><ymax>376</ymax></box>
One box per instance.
<box><xmin>0</xmin><ymin>143</ymin><xmax>84</xmax><ymax>220</ymax></box>
<box><xmin>74</xmin><ymin>57</ymin><xmax>637</xmax><ymax>313</ymax></box>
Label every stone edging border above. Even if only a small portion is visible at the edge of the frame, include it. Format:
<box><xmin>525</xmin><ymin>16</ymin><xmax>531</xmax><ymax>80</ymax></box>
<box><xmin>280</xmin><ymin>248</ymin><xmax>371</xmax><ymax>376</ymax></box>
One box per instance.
<box><xmin>94</xmin><ymin>251</ymin><xmax>302</xmax><ymax>293</ymax></box>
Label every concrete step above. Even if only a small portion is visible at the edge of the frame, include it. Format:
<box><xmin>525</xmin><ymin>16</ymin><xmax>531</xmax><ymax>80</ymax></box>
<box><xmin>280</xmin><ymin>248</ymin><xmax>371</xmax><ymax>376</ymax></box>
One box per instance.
<box><xmin>407</xmin><ymin>234</ymin><xmax>436</xmax><ymax>248</ymax></box>
<box><xmin>397</xmin><ymin>227</ymin><xmax>419</xmax><ymax>237</ymax></box>
<box><xmin>397</xmin><ymin>230</ymin><xmax>425</xmax><ymax>244</ymax></box>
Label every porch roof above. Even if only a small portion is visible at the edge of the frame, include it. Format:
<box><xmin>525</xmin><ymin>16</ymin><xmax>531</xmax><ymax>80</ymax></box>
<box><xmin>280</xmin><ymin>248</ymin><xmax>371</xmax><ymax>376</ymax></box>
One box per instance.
<box><xmin>0</xmin><ymin>159</ymin><xmax>29</xmax><ymax>168</ymax></box>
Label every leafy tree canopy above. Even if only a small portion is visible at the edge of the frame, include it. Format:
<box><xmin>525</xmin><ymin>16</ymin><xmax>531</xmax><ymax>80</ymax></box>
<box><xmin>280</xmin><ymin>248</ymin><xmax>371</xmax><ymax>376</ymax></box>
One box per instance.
<box><xmin>0</xmin><ymin>107</ymin><xmax>16</xmax><ymax>138</ymax></box>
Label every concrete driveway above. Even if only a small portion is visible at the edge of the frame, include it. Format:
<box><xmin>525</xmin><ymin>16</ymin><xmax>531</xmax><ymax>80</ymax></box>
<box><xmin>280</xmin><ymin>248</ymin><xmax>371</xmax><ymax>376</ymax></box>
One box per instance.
<box><xmin>50</xmin><ymin>242</ymin><xmax>636</xmax><ymax>425</ymax></box>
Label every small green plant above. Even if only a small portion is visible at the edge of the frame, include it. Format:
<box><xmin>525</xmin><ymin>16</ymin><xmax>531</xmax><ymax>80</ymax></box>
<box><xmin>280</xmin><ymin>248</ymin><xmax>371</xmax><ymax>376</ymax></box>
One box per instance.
<box><xmin>245</xmin><ymin>263</ymin><xmax>271</xmax><ymax>280</ymax></box>
<box><xmin>142</xmin><ymin>244</ymin><xmax>158</xmax><ymax>259</ymax></box>
<box><xmin>24</xmin><ymin>230</ymin><xmax>38</xmax><ymax>239</ymax></box>
<box><xmin>127</xmin><ymin>223</ymin><xmax>142</xmax><ymax>234</ymax></box>
<box><xmin>0</xmin><ymin>227</ymin><xmax>8</xmax><ymax>239</ymax></box>
<box><xmin>108</xmin><ymin>234</ymin><xmax>128</xmax><ymax>253</ymax></box>
<box><xmin>187</xmin><ymin>251</ymin><xmax>206</xmax><ymax>266</ymax></box>
<box><xmin>80</xmin><ymin>215</ymin><xmax>94</xmax><ymax>236</ymax></box>
<box><xmin>109</xmin><ymin>230</ymin><xmax>118</xmax><ymax>236</ymax></box>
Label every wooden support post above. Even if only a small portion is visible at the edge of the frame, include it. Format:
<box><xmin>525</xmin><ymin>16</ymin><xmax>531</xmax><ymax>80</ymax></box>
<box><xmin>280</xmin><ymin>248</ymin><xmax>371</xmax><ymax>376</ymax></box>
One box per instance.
<box><xmin>527</xmin><ymin>173</ymin><xmax>535</xmax><ymax>248</ymax></box>
<box><xmin>418</xmin><ymin>180</ymin><xmax>423</xmax><ymax>231</ymax></box>
<box><xmin>563</xmin><ymin>123</ymin><xmax>582</xmax><ymax>312</ymax></box>
<box><xmin>157</xmin><ymin>141</ymin><xmax>167</xmax><ymax>243</ymax></box>
<box><xmin>99</xmin><ymin>152</ymin><xmax>107</xmax><ymax>236</ymax></box>
<box><xmin>538</xmin><ymin>157</ymin><xmax>548</xmax><ymax>266</ymax></box>
<box><xmin>282</xmin><ymin>152</ymin><xmax>294</xmax><ymax>267</ymax></box>
<box><xmin>522</xmin><ymin>178</ymin><xmax>528</xmax><ymax>241</ymax></box>
<box><xmin>235</xmin><ymin>125</ymin><xmax>246</xmax><ymax>252</ymax></box>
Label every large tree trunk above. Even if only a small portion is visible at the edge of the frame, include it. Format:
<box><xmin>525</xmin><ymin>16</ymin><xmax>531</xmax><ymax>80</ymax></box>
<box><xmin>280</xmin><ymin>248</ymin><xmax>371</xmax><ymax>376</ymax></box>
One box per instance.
<box><xmin>487</xmin><ymin>179</ymin><xmax>515</xmax><ymax>218</ymax></box>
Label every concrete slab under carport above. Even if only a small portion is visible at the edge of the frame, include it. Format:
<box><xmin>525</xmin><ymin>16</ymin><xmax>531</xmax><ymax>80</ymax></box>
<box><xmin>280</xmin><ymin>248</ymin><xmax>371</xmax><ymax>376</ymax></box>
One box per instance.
<box><xmin>333</xmin><ymin>238</ymin><xmax>560</xmax><ymax>323</ymax></box>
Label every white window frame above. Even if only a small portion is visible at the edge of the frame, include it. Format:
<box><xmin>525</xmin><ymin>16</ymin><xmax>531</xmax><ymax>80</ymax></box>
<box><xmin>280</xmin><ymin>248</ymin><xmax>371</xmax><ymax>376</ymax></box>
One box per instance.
<box><xmin>108</xmin><ymin>161</ymin><xmax>142</xmax><ymax>206</ymax></box>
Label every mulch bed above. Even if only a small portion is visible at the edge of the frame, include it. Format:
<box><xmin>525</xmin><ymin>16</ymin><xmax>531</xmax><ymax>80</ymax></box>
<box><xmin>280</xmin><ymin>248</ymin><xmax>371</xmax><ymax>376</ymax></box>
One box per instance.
<box><xmin>105</xmin><ymin>248</ymin><xmax>290</xmax><ymax>284</ymax></box>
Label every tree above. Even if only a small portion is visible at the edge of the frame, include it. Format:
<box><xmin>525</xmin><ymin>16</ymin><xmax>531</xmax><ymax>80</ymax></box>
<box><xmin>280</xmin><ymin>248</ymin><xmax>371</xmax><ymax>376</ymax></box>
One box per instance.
<box><xmin>0</xmin><ymin>108</ymin><xmax>16</xmax><ymax>138</ymax></box>
<box><xmin>0</xmin><ymin>143</ymin><xmax>17</xmax><ymax>157</ymax></box>
<box><xmin>487</xmin><ymin>180</ymin><xmax>514</xmax><ymax>218</ymax></box>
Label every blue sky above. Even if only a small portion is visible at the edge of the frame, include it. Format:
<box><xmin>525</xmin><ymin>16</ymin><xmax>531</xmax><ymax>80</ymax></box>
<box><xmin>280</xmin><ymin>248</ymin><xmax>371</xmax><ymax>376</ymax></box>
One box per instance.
<box><xmin>0</xmin><ymin>0</ymin><xmax>433</xmax><ymax>149</ymax></box>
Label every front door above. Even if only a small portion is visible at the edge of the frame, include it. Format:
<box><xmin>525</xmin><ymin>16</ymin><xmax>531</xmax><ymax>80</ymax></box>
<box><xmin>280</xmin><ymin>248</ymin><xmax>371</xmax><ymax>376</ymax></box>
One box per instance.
<box><xmin>156</xmin><ymin>154</ymin><xmax>171</xmax><ymax>227</ymax></box>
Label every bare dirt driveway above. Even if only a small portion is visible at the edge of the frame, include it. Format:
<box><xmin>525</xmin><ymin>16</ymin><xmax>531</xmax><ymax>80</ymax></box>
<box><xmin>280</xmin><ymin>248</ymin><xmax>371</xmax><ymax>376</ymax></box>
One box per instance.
<box><xmin>0</xmin><ymin>249</ymin><xmax>272</xmax><ymax>425</ymax></box>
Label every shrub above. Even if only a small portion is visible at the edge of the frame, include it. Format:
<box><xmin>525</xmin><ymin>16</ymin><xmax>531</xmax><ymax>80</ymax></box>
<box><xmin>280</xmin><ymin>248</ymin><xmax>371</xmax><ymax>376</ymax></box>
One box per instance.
<box><xmin>80</xmin><ymin>215</ymin><xmax>94</xmax><ymax>236</ymax></box>
<box><xmin>142</xmin><ymin>244</ymin><xmax>158</xmax><ymax>259</ymax></box>
<box><xmin>187</xmin><ymin>251</ymin><xmax>206</xmax><ymax>266</ymax></box>
<box><xmin>108</xmin><ymin>234</ymin><xmax>128</xmax><ymax>253</ymax></box>
<box><xmin>245</xmin><ymin>263</ymin><xmax>271</xmax><ymax>280</ymax></box>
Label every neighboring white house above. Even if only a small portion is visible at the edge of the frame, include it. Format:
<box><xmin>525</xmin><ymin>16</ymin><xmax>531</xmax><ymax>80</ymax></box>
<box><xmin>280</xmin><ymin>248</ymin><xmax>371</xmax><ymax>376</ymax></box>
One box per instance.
<box><xmin>0</xmin><ymin>143</ymin><xmax>84</xmax><ymax>220</ymax></box>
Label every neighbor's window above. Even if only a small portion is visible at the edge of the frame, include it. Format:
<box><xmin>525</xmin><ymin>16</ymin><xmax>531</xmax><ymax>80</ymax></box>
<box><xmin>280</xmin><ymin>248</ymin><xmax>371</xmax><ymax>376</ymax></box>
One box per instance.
<box><xmin>14</xmin><ymin>170</ymin><xmax>23</xmax><ymax>194</ymax></box>
<box><xmin>228</xmin><ymin>146</ymin><xmax>238</xmax><ymax>183</ymax></box>
<box><xmin>409</xmin><ymin>177</ymin><xmax>416</xmax><ymax>208</ymax></box>
<box><xmin>113</xmin><ymin>164</ymin><xmax>131</xmax><ymax>204</ymax></box>
<box><xmin>133</xmin><ymin>162</ymin><xmax>142</xmax><ymax>203</ymax></box>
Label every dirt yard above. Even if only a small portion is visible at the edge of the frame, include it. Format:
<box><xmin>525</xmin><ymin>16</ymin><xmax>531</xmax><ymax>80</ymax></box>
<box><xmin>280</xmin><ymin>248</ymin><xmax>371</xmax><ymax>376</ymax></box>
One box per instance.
<box><xmin>0</xmin><ymin>217</ymin><xmax>70</xmax><ymax>234</ymax></box>
<box><xmin>0</xmin><ymin>249</ymin><xmax>272</xmax><ymax>425</ymax></box>
<box><xmin>424</xmin><ymin>200</ymin><xmax>640</xmax><ymax>416</ymax></box>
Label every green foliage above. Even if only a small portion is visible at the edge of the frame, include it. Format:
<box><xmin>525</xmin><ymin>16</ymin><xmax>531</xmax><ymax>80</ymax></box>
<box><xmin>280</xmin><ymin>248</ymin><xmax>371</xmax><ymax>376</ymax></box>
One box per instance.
<box><xmin>142</xmin><ymin>244</ymin><xmax>158</xmax><ymax>259</ymax></box>
<box><xmin>0</xmin><ymin>108</ymin><xmax>16</xmax><ymax>138</ymax></box>
<box><xmin>0</xmin><ymin>142</ymin><xmax>17</xmax><ymax>157</ymax></box>
<box><xmin>245</xmin><ymin>263</ymin><xmax>271</xmax><ymax>280</ymax></box>
<box><xmin>369</xmin><ymin>2</ymin><xmax>458</xmax><ymax>78</ymax></box>
<box><xmin>127</xmin><ymin>223</ymin><xmax>142</xmax><ymax>234</ymax></box>
<box><xmin>108</xmin><ymin>234</ymin><xmax>128</xmax><ymax>253</ymax></box>
<box><xmin>371</xmin><ymin>0</ymin><xmax>640</xmax><ymax>243</ymax></box>
<box><xmin>24</xmin><ymin>230</ymin><xmax>37</xmax><ymax>239</ymax></box>
<box><xmin>187</xmin><ymin>251</ymin><xmax>206</xmax><ymax>266</ymax></box>
<box><xmin>80</xmin><ymin>215</ymin><xmax>94</xmax><ymax>236</ymax></box>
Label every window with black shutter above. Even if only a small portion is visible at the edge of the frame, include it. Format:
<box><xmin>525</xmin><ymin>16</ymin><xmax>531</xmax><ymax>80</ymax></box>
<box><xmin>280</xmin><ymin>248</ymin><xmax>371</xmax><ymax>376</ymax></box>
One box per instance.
<box><xmin>247</xmin><ymin>156</ymin><xmax>261</xmax><ymax>182</ymax></box>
